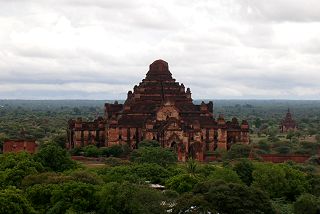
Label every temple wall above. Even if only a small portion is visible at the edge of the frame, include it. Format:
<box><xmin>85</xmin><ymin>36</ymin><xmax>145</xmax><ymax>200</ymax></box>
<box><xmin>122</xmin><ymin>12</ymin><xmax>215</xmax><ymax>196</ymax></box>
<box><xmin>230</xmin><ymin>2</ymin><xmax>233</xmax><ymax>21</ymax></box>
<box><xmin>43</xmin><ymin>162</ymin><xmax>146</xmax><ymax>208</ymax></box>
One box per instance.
<box><xmin>217</xmin><ymin>128</ymin><xmax>227</xmax><ymax>149</ymax></box>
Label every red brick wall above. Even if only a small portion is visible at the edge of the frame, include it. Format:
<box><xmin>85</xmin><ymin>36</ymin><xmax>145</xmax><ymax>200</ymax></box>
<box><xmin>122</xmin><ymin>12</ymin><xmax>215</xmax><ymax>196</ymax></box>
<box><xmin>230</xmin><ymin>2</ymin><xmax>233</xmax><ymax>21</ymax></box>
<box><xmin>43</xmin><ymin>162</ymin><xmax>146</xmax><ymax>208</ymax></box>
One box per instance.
<box><xmin>258</xmin><ymin>154</ymin><xmax>310</xmax><ymax>163</ymax></box>
<box><xmin>3</xmin><ymin>140</ymin><xmax>37</xmax><ymax>154</ymax></box>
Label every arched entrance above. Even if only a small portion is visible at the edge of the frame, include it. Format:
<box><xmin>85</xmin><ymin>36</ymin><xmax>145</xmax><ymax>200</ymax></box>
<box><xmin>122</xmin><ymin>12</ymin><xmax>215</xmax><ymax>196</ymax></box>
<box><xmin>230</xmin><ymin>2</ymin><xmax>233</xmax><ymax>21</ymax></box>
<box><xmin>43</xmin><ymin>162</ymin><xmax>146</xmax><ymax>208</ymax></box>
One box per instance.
<box><xmin>170</xmin><ymin>141</ymin><xmax>177</xmax><ymax>152</ymax></box>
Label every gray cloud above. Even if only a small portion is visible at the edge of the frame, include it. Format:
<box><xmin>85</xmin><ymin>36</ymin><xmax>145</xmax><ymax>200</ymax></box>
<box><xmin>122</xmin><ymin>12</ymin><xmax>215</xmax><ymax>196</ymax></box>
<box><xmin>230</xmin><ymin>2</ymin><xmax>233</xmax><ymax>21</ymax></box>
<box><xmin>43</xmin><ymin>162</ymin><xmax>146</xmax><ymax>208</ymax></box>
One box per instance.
<box><xmin>0</xmin><ymin>0</ymin><xmax>319</xmax><ymax>99</ymax></box>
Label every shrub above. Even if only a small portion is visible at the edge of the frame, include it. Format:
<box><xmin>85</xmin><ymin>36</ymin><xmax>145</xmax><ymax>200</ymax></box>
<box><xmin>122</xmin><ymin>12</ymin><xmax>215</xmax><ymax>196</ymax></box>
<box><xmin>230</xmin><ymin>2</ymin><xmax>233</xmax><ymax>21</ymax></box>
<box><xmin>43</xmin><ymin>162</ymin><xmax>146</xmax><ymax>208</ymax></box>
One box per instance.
<box><xmin>83</xmin><ymin>145</ymin><xmax>101</xmax><ymax>157</ymax></box>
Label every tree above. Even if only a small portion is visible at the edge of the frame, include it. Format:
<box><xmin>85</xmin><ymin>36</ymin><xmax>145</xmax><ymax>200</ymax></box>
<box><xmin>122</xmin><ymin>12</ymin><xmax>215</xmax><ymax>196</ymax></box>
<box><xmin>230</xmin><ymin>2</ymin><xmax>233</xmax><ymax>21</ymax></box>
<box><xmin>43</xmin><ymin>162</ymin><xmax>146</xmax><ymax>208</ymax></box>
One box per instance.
<box><xmin>227</xmin><ymin>143</ymin><xmax>251</xmax><ymax>159</ymax></box>
<box><xmin>208</xmin><ymin>167</ymin><xmax>242</xmax><ymax>184</ymax></box>
<box><xmin>293</xmin><ymin>194</ymin><xmax>320</xmax><ymax>214</ymax></box>
<box><xmin>0</xmin><ymin>152</ymin><xmax>44</xmax><ymax>187</ymax></box>
<box><xmin>130</xmin><ymin>147</ymin><xmax>177</xmax><ymax>167</ymax></box>
<box><xmin>99</xmin><ymin>163</ymin><xmax>171</xmax><ymax>184</ymax></box>
<box><xmin>252</xmin><ymin>163</ymin><xmax>308</xmax><ymax>200</ymax></box>
<box><xmin>286</xmin><ymin>130</ymin><xmax>295</xmax><ymax>142</ymax></box>
<box><xmin>306</xmin><ymin>174</ymin><xmax>320</xmax><ymax>197</ymax></box>
<box><xmin>173</xmin><ymin>193</ymin><xmax>216</xmax><ymax>214</ymax></box>
<box><xmin>26</xmin><ymin>184</ymin><xmax>57</xmax><ymax>212</ymax></box>
<box><xmin>51</xmin><ymin>133</ymin><xmax>67</xmax><ymax>148</ymax></box>
<box><xmin>69</xmin><ymin>170</ymin><xmax>103</xmax><ymax>185</ymax></box>
<box><xmin>193</xmin><ymin>180</ymin><xmax>275</xmax><ymax>214</ymax></box>
<box><xmin>96</xmin><ymin>182</ymin><xmax>165</xmax><ymax>214</ymax></box>
<box><xmin>233</xmin><ymin>159</ymin><xmax>254</xmax><ymax>186</ymax></box>
<box><xmin>166</xmin><ymin>174</ymin><xmax>199</xmax><ymax>194</ymax></box>
<box><xmin>258</xmin><ymin>139</ymin><xmax>270</xmax><ymax>153</ymax></box>
<box><xmin>49</xmin><ymin>181</ymin><xmax>97</xmax><ymax>213</ymax></box>
<box><xmin>35</xmin><ymin>143</ymin><xmax>76</xmax><ymax>172</ymax></box>
<box><xmin>0</xmin><ymin>187</ymin><xmax>36</xmax><ymax>214</ymax></box>
<box><xmin>253</xmin><ymin>163</ymin><xmax>287</xmax><ymax>199</ymax></box>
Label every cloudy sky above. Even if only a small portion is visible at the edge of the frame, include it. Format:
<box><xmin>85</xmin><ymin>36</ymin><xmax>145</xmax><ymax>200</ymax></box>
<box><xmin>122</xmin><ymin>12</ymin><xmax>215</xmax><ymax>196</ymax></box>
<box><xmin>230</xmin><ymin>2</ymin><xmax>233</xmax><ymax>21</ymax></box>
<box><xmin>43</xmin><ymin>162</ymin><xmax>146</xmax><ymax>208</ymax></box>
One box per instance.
<box><xmin>0</xmin><ymin>0</ymin><xmax>320</xmax><ymax>100</ymax></box>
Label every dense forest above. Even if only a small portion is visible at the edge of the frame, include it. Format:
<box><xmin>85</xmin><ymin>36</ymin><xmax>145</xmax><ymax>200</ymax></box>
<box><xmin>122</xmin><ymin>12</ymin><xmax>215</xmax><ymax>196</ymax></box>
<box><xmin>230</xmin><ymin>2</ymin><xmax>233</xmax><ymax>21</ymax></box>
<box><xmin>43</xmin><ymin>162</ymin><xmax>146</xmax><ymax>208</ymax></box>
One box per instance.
<box><xmin>0</xmin><ymin>99</ymin><xmax>320</xmax><ymax>214</ymax></box>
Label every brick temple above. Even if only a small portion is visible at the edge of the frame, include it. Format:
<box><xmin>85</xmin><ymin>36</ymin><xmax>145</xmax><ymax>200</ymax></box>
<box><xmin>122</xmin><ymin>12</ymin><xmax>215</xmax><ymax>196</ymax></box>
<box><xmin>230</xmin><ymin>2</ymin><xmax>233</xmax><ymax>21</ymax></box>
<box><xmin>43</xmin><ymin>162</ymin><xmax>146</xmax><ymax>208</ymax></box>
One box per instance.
<box><xmin>68</xmin><ymin>60</ymin><xmax>249</xmax><ymax>161</ymax></box>
<box><xmin>3</xmin><ymin>140</ymin><xmax>38</xmax><ymax>154</ymax></box>
<box><xmin>280</xmin><ymin>108</ymin><xmax>297</xmax><ymax>133</ymax></box>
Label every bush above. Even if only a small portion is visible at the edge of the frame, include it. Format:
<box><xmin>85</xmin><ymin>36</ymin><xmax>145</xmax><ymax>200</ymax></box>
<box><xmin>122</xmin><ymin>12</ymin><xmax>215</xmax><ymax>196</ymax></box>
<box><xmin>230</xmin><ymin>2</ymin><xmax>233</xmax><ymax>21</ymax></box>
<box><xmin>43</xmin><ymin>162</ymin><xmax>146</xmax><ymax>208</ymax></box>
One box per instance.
<box><xmin>83</xmin><ymin>145</ymin><xmax>101</xmax><ymax>157</ymax></box>
<box><xmin>101</xmin><ymin>144</ymin><xmax>130</xmax><ymax>158</ymax></box>
<box><xmin>138</xmin><ymin>140</ymin><xmax>160</xmax><ymax>148</ymax></box>
<box><xmin>276</xmin><ymin>145</ymin><xmax>291</xmax><ymax>154</ymax></box>
<box><xmin>69</xmin><ymin>147</ymin><xmax>83</xmax><ymax>156</ymax></box>
<box><xmin>104</xmin><ymin>157</ymin><xmax>130</xmax><ymax>167</ymax></box>
<box><xmin>307</xmin><ymin>155</ymin><xmax>320</xmax><ymax>165</ymax></box>
<box><xmin>258</xmin><ymin>139</ymin><xmax>270</xmax><ymax>152</ymax></box>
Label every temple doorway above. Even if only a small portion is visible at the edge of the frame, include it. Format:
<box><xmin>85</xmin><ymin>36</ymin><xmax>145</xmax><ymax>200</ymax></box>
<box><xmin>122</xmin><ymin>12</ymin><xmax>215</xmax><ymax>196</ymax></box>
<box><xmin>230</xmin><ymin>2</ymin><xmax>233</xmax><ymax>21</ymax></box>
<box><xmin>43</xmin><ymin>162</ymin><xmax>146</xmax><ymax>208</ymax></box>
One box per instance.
<box><xmin>189</xmin><ymin>142</ymin><xmax>200</xmax><ymax>159</ymax></box>
<box><xmin>170</xmin><ymin>141</ymin><xmax>177</xmax><ymax>153</ymax></box>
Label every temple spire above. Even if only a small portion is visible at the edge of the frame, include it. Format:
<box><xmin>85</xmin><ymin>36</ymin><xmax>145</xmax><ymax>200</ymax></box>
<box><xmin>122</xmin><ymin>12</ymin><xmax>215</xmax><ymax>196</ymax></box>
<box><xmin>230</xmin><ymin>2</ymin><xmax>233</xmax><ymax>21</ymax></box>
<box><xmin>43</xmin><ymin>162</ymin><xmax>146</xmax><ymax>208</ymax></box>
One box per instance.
<box><xmin>145</xmin><ymin>59</ymin><xmax>173</xmax><ymax>81</ymax></box>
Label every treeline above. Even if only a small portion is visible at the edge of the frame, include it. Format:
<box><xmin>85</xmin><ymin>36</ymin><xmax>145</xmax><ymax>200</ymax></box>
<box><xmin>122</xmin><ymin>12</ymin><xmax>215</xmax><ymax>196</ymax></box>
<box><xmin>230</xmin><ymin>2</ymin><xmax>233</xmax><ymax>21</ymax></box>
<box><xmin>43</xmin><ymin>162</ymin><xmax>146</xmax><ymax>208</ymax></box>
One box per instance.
<box><xmin>1</xmin><ymin>141</ymin><xmax>320</xmax><ymax>214</ymax></box>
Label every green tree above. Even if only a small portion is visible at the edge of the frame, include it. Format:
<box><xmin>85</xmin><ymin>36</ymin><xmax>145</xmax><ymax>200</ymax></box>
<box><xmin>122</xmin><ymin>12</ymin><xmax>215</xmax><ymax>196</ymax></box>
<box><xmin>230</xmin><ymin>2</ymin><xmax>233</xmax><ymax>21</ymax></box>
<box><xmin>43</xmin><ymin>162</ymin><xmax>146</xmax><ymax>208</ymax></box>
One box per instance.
<box><xmin>252</xmin><ymin>163</ymin><xmax>308</xmax><ymax>200</ymax></box>
<box><xmin>293</xmin><ymin>194</ymin><xmax>320</xmax><ymax>214</ymax></box>
<box><xmin>0</xmin><ymin>152</ymin><xmax>44</xmax><ymax>187</ymax></box>
<box><xmin>252</xmin><ymin>163</ymin><xmax>286</xmax><ymax>199</ymax></box>
<box><xmin>35</xmin><ymin>143</ymin><xmax>76</xmax><ymax>172</ymax></box>
<box><xmin>233</xmin><ymin>159</ymin><xmax>254</xmax><ymax>186</ymax></box>
<box><xmin>306</xmin><ymin>174</ymin><xmax>320</xmax><ymax>197</ymax></box>
<box><xmin>96</xmin><ymin>182</ymin><xmax>165</xmax><ymax>214</ymax></box>
<box><xmin>173</xmin><ymin>192</ymin><xmax>216</xmax><ymax>214</ymax></box>
<box><xmin>208</xmin><ymin>167</ymin><xmax>242</xmax><ymax>184</ymax></box>
<box><xmin>0</xmin><ymin>187</ymin><xmax>36</xmax><ymax>214</ymax></box>
<box><xmin>26</xmin><ymin>184</ymin><xmax>57</xmax><ymax>212</ymax></box>
<box><xmin>69</xmin><ymin>170</ymin><xmax>103</xmax><ymax>185</ymax></box>
<box><xmin>51</xmin><ymin>133</ymin><xmax>67</xmax><ymax>148</ymax></box>
<box><xmin>227</xmin><ymin>143</ymin><xmax>251</xmax><ymax>159</ymax></box>
<box><xmin>99</xmin><ymin>163</ymin><xmax>170</xmax><ymax>184</ymax></box>
<box><xmin>193</xmin><ymin>180</ymin><xmax>275</xmax><ymax>214</ymax></box>
<box><xmin>130</xmin><ymin>147</ymin><xmax>177</xmax><ymax>167</ymax></box>
<box><xmin>48</xmin><ymin>181</ymin><xmax>97</xmax><ymax>213</ymax></box>
<box><xmin>286</xmin><ymin>130</ymin><xmax>295</xmax><ymax>142</ymax></box>
<box><xmin>166</xmin><ymin>174</ymin><xmax>199</xmax><ymax>193</ymax></box>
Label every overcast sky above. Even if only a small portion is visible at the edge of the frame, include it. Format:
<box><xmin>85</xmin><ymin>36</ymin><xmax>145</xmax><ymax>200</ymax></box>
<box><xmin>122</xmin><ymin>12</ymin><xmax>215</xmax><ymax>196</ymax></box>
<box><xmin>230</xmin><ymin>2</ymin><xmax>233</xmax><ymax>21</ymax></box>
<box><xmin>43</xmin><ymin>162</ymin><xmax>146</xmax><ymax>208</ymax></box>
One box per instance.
<box><xmin>0</xmin><ymin>0</ymin><xmax>320</xmax><ymax>100</ymax></box>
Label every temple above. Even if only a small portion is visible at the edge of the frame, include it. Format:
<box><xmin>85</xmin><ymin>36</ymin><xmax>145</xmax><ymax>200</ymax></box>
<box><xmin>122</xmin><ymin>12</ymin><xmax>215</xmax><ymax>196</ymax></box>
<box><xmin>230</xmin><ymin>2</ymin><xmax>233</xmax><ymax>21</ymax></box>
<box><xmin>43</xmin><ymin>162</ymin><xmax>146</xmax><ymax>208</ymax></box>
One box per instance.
<box><xmin>3</xmin><ymin>140</ymin><xmax>37</xmax><ymax>154</ymax></box>
<box><xmin>68</xmin><ymin>60</ymin><xmax>249</xmax><ymax>161</ymax></box>
<box><xmin>280</xmin><ymin>109</ymin><xmax>297</xmax><ymax>133</ymax></box>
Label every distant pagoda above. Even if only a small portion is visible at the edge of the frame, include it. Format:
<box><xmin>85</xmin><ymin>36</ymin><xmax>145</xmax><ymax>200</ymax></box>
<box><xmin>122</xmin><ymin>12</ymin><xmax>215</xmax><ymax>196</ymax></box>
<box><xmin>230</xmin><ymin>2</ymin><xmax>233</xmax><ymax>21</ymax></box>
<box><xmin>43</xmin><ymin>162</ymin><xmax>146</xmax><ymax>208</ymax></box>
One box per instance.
<box><xmin>68</xmin><ymin>60</ymin><xmax>249</xmax><ymax>161</ymax></box>
<box><xmin>280</xmin><ymin>108</ymin><xmax>297</xmax><ymax>133</ymax></box>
